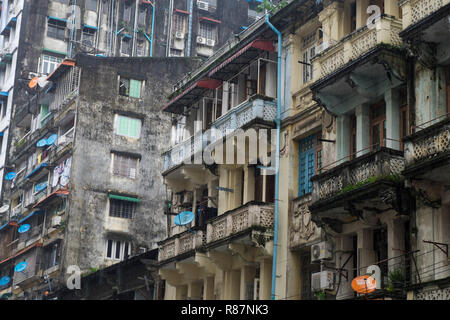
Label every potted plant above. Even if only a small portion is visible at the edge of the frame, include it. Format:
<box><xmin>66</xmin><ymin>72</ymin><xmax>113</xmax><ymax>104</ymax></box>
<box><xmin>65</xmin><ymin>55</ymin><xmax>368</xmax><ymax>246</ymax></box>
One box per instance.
<box><xmin>315</xmin><ymin>290</ymin><xmax>326</xmax><ymax>300</ymax></box>
<box><xmin>388</xmin><ymin>268</ymin><xmax>405</xmax><ymax>290</ymax></box>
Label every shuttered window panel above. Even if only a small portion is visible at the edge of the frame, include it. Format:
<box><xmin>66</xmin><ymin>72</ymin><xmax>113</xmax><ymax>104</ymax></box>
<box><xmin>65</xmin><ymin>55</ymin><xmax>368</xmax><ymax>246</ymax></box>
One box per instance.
<box><xmin>109</xmin><ymin>199</ymin><xmax>135</xmax><ymax>219</ymax></box>
<box><xmin>129</xmin><ymin>79</ymin><xmax>142</xmax><ymax>98</ymax></box>
<box><xmin>116</xmin><ymin>115</ymin><xmax>141</xmax><ymax>138</ymax></box>
<box><xmin>113</xmin><ymin>153</ymin><xmax>138</xmax><ymax>179</ymax></box>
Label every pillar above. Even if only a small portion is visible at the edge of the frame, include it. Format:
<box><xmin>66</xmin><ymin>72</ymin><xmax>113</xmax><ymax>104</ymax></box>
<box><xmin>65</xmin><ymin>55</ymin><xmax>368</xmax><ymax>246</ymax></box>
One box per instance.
<box><xmin>265</xmin><ymin>62</ymin><xmax>277</xmax><ymax>99</ymax></box>
<box><xmin>356</xmin><ymin>0</ymin><xmax>370</xmax><ymax>28</ymax></box>
<box><xmin>337</xmin><ymin>115</ymin><xmax>351</xmax><ymax>163</ymax></box>
<box><xmin>384</xmin><ymin>0</ymin><xmax>400</xmax><ymax>18</ymax></box>
<box><xmin>203</xmin><ymin>276</ymin><xmax>215</xmax><ymax>300</ymax></box>
<box><xmin>286</xmin><ymin>251</ymin><xmax>301</xmax><ymax>300</ymax></box>
<box><xmin>230</xmin><ymin>270</ymin><xmax>241</xmax><ymax>300</ymax></box>
<box><xmin>335</xmin><ymin>236</ymin><xmax>355</xmax><ymax>300</ymax></box>
<box><xmin>175</xmin><ymin>285</ymin><xmax>188</xmax><ymax>300</ymax></box>
<box><xmin>222</xmin><ymin>81</ymin><xmax>229</xmax><ymax>114</ymax></box>
<box><xmin>357</xmin><ymin>228</ymin><xmax>376</xmax><ymax>276</ymax></box>
<box><xmin>387</xmin><ymin>218</ymin><xmax>405</xmax><ymax>273</ymax></box>
<box><xmin>385</xmin><ymin>88</ymin><xmax>400</xmax><ymax>150</ymax></box>
<box><xmin>237</xmin><ymin>74</ymin><xmax>246</xmax><ymax>105</ymax></box>
<box><xmin>240</xmin><ymin>265</ymin><xmax>256</xmax><ymax>300</ymax></box>
<box><xmin>243</xmin><ymin>166</ymin><xmax>255</xmax><ymax>204</ymax></box>
<box><xmin>259</xmin><ymin>259</ymin><xmax>272</xmax><ymax>300</ymax></box>
<box><xmin>355</xmin><ymin>104</ymin><xmax>370</xmax><ymax>156</ymax></box>
<box><xmin>187</xmin><ymin>281</ymin><xmax>203</xmax><ymax>300</ymax></box>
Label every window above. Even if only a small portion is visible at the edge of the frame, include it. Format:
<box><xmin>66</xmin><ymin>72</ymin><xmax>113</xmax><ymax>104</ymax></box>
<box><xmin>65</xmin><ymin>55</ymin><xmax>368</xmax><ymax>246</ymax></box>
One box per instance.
<box><xmin>173</xmin><ymin>14</ymin><xmax>186</xmax><ymax>32</ymax></box>
<box><xmin>112</xmin><ymin>153</ymin><xmax>138</xmax><ymax>179</ymax></box>
<box><xmin>136</xmin><ymin>39</ymin><xmax>146</xmax><ymax>57</ymax></box>
<box><xmin>1</xmin><ymin>101</ymin><xmax>6</xmax><ymax>119</ymax></box>
<box><xmin>82</xmin><ymin>27</ymin><xmax>96</xmax><ymax>47</ymax></box>
<box><xmin>302</xmin><ymin>32</ymin><xmax>316</xmax><ymax>84</ymax></box>
<box><xmin>119</xmin><ymin>77</ymin><xmax>142</xmax><ymax>98</ymax></box>
<box><xmin>350</xmin><ymin>115</ymin><xmax>357</xmax><ymax>160</ymax></box>
<box><xmin>121</xmin><ymin>37</ymin><xmax>132</xmax><ymax>55</ymax></box>
<box><xmin>350</xmin><ymin>1</ymin><xmax>356</xmax><ymax>33</ymax></box>
<box><xmin>198</xmin><ymin>22</ymin><xmax>215</xmax><ymax>40</ymax></box>
<box><xmin>170</xmin><ymin>48</ymin><xmax>183</xmax><ymax>57</ymax></box>
<box><xmin>47</xmin><ymin>19</ymin><xmax>66</xmax><ymax>40</ymax></box>
<box><xmin>106</xmin><ymin>239</ymin><xmax>131</xmax><ymax>261</ymax></box>
<box><xmin>115</xmin><ymin>114</ymin><xmax>141</xmax><ymax>138</ymax></box>
<box><xmin>43</xmin><ymin>241</ymin><xmax>61</xmax><ymax>270</ymax></box>
<box><xmin>399</xmin><ymin>89</ymin><xmax>408</xmax><ymax>150</ymax></box>
<box><xmin>124</xmin><ymin>4</ymin><xmax>132</xmax><ymax>22</ymax></box>
<box><xmin>41</xmin><ymin>55</ymin><xmax>63</xmax><ymax>75</ymax></box>
<box><xmin>298</xmin><ymin>134</ymin><xmax>317</xmax><ymax>196</ymax></box>
<box><xmin>86</xmin><ymin>0</ymin><xmax>97</xmax><ymax>11</ymax></box>
<box><xmin>110</xmin><ymin>199</ymin><xmax>136</xmax><ymax>219</ymax></box>
<box><xmin>138</xmin><ymin>7</ymin><xmax>147</xmax><ymax>26</ymax></box>
<box><xmin>40</xmin><ymin>104</ymin><xmax>51</xmax><ymax>127</ymax></box>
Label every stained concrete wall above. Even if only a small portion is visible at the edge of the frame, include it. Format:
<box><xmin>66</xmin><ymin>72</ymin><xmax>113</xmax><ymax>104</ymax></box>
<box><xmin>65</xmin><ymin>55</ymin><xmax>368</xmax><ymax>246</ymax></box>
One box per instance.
<box><xmin>62</xmin><ymin>55</ymin><xmax>202</xmax><ymax>272</ymax></box>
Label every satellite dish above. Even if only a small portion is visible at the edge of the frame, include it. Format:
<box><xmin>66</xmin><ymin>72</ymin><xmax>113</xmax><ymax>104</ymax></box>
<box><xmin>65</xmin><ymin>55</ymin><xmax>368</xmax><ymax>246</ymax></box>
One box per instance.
<box><xmin>5</xmin><ymin>172</ymin><xmax>16</xmax><ymax>181</ymax></box>
<box><xmin>29</xmin><ymin>77</ymin><xmax>39</xmax><ymax>89</ymax></box>
<box><xmin>36</xmin><ymin>139</ymin><xmax>47</xmax><ymax>148</ymax></box>
<box><xmin>0</xmin><ymin>276</ymin><xmax>11</xmax><ymax>286</ymax></box>
<box><xmin>46</xmin><ymin>134</ymin><xmax>58</xmax><ymax>146</ymax></box>
<box><xmin>14</xmin><ymin>261</ymin><xmax>28</xmax><ymax>273</ymax></box>
<box><xmin>35</xmin><ymin>182</ymin><xmax>47</xmax><ymax>192</ymax></box>
<box><xmin>18</xmin><ymin>224</ymin><xmax>31</xmax><ymax>234</ymax></box>
<box><xmin>37</xmin><ymin>76</ymin><xmax>49</xmax><ymax>88</ymax></box>
<box><xmin>0</xmin><ymin>205</ymin><xmax>9</xmax><ymax>213</ymax></box>
<box><xmin>174</xmin><ymin>211</ymin><xmax>195</xmax><ymax>226</ymax></box>
<box><xmin>351</xmin><ymin>275</ymin><xmax>377</xmax><ymax>294</ymax></box>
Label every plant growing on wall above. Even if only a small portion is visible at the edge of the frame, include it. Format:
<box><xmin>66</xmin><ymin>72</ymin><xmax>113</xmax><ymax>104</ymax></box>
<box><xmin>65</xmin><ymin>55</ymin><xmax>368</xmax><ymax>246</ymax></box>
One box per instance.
<box><xmin>257</xmin><ymin>0</ymin><xmax>289</xmax><ymax>12</ymax></box>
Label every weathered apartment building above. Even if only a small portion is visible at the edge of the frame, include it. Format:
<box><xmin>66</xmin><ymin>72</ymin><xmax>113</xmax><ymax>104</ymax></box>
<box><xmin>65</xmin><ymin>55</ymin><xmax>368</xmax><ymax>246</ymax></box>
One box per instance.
<box><xmin>0</xmin><ymin>0</ymin><xmax>267</xmax><ymax>196</ymax></box>
<box><xmin>0</xmin><ymin>54</ymin><xmax>200</xmax><ymax>300</ymax></box>
<box><xmin>157</xmin><ymin>0</ymin><xmax>450</xmax><ymax>300</ymax></box>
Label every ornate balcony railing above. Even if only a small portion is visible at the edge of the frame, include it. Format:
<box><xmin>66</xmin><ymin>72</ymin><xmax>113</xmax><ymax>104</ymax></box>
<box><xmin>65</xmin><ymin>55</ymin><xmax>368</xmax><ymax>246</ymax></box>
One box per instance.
<box><xmin>313</xmin><ymin>16</ymin><xmax>402</xmax><ymax>80</ymax></box>
<box><xmin>163</xmin><ymin>97</ymin><xmax>277</xmax><ymax>172</ymax></box>
<box><xmin>400</xmin><ymin>0</ymin><xmax>450</xmax><ymax>29</ymax></box>
<box><xmin>158</xmin><ymin>229</ymin><xmax>205</xmax><ymax>262</ymax></box>
<box><xmin>311</xmin><ymin>148</ymin><xmax>405</xmax><ymax>203</ymax></box>
<box><xmin>206</xmin><ymin>203</ymin><xmax>274</xmax><ymax>244</ymax></box>
<box><xmin>404</xmin><ymin>118</ymin><xmax>450</xmax><ymax>169</ymax></box>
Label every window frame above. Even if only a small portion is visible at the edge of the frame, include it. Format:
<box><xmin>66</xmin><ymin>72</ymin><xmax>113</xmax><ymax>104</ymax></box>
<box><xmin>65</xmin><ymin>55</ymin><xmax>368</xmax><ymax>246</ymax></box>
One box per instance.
<box><xmin>109</xmin><ymin>198</ymin><xmax>136</xmax><ymax>219</ymax></box>
<box><xmin>111</xmin><ymin>153</ymin><xmax>139</xmax><ymax>179</ymax></box>
<box><xmin>114</xmin><ymin>114</ymin><xmax>142</xmax><ymax>139</ymax></box>
<box><xmin>105</xmin><ymin>239</ymin><xmax>131</xmax><ymax>261</ymax></box>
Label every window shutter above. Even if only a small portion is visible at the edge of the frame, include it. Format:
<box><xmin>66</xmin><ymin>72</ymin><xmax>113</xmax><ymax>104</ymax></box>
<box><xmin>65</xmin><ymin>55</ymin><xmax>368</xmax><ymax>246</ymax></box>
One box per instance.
<box><xmin>129</xmin><ymin>118</ymin><xmax>141</xmax><ymax>138</ymax></box>
<box><xmin>129</xmin><ymin>80</ymin><xmax>142</xmax><ymax>98</ymax></box>
<box><xmin>117</xmin><ymin>115</ymin><xmax>129</xmax><ymax>136</ymax></box>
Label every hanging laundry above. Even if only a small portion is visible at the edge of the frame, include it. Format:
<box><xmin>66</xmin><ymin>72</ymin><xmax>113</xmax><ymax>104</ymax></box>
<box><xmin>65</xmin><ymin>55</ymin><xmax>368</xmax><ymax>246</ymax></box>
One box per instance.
<box><xmin>60</xmin><ymin>157</ymin><xmax>72</xmax><ymax>187</ymax></box>
<box><xmin>52</xmin><ymin>166</ymin><xmax>60</xmax><ymax>188</ymax></box>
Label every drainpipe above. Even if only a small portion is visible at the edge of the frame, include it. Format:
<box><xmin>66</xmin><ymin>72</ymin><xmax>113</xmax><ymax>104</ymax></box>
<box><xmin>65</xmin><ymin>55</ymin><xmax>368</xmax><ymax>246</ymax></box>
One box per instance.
<box><xmin>265</xmin><ymin>13</ymin><xmax>281</xmax><ymax>301</ymax></box>
<box><xmin>187</xmin><ymin>0</ymin><xmax>193</xmax><ymax>56</ymax></box>
<box><xmin>150</xmin><ymin>1</ymin><xmax>155</xmax><ymax>57</ymax></box>
<box><xmin>132</xmin><ymin>0</ymin><xmax>139</xmax><ymax>56</ymax></box>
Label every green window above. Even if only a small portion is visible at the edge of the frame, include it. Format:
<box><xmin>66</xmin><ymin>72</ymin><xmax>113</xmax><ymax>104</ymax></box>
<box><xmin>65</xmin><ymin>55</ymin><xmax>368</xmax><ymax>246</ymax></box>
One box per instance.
<box><xmin>116</xmin><ymin>115</ymin><xmax>141</xmax><ymax>138</ymax></box>
<box><xmin>129</xmin><ymin>79</ymin><xmax>142</xmax><ymax>98</ymax></box>
<box><xmin>40</xmin><ymin>104</ymin><xmax>50</xmax><ymax>127</ymax></box>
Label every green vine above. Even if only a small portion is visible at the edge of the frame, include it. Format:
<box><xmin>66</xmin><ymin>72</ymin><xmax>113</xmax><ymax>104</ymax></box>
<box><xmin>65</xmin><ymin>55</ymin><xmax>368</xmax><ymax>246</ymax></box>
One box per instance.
<box><xmin>339</xmin><ymin>174</ymin><xmax>403</xmax><ymax>195</ymax></box>
<box><xmin>257</xmin><ymin>0</ymin><xmax>289</xmax><ymax>12</ymax></box>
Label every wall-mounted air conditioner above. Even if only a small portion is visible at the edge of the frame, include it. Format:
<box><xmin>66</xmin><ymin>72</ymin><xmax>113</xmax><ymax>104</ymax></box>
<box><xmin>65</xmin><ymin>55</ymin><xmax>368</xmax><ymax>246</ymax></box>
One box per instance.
<box><xmin>51</xmin><ymin>215</ymin><xmax>62</xmax><ymax>228</ymax></box>
<box><xmin>311</xmin><ymin>271</ymin><xmax>335</xmax><ymax>291</ymax></box>
<box><xmin>175</xmin><ymin>31</ymin><xmax>184</xmax><ymax>39</ymax></box>
<box><xmin>196</xmin><ymin>36</ymin><xmax>206</xmax><ymax>45</ymax></box>
<box><xmin>311</xmin><ymin>240</ymin><xmax>333</xmax><ymax>262</ymax></box>
<box><xmin>206</xmin><ymin>39</ymin><xmax>215</xmax><ymax>47</ymax></box>
<box><xmin>197</xmin><ymin>1</ymin><xmax>209</xmax><ymax>11</ymax></box>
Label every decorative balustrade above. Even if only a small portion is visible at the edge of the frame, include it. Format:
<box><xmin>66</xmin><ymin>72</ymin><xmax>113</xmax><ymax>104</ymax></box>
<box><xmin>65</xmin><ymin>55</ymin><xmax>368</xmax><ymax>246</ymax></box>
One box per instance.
<box><xmin>49</xmin><ymin>67</ymin><xmax>80</xmax><ymax>112</ymax></box>
<box><xmin>158</xmin><ymin>230</ymin><xmax>205</xmax><ymax>262</ymax></box>
<box><xmin>313</xmin><ymin>16</ymin><xmax>402</xmax><ymax>80</ymax></box>
<box><xmin>404</xmin><ymin>119</ymin><xmax>450</xmax><ymax>168</ymax></box>
<box><xmin>400</xmin><ymin>0</ymin><xmax>449</xmax><ymax>28</ymax></box>
<box><xmin>163</xmin><ymin>97</ymin><xmax>277</xmax><ymax>172</ymax></box>
<box><xmin>311</xmin><ymin>148</ymin><xmax>405</xmax><ymax>203</ymax></box>
<box><xmin>206</xmin><ymin>203</ymin><xmax>274</xmax><ymax>244</ymax></box>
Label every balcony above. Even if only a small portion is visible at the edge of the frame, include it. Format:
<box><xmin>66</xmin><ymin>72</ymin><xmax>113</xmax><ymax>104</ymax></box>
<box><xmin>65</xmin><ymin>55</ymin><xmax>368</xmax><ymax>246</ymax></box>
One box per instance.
<box><xmin>158</xmin><ymin>229</ymin><xmax>205</xmax><ymax>262</ymax></box>
<box><xmin>163</xmin><ymin>97</ymin><xmax>277</xmax><ymax>172</ymax></box>
<box><xmin>310</xmin><ymin>148</ymin><xmax>406</xmax><ymax>230</ymax></box>
<box><xmin>206</xmin><ymin>202</ymin><xmax>274</xmax><ymax>245</ymax></box>
<box><xmin>400</xmin><ymin>0</ymin><xmax>450</xmax><ymax>29</ymax></box>
<box><xmin>403</xmin><ymin>117</ymin><xmax>450</xmax><ymax>180</ymax></box>
<box><xmin>312</xmin><ymin>15</ymin><xmax>402</xmax><ymax>81</ymax></box>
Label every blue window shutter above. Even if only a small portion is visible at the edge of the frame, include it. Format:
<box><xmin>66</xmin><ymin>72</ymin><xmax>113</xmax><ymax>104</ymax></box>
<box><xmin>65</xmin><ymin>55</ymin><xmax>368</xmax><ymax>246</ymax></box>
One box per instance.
<box><xmin>298</xmin><ymin>134</ymin><xmax>316</xmax><ymax>196</ymax></box>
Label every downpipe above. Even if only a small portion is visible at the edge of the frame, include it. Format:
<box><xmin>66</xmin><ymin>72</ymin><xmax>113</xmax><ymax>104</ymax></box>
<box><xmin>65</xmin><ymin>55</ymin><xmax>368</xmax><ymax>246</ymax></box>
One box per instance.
<box><xmin>265</xmin><ymin>13</ymin><xmax>281</xmax><ymax>301</ymax></box>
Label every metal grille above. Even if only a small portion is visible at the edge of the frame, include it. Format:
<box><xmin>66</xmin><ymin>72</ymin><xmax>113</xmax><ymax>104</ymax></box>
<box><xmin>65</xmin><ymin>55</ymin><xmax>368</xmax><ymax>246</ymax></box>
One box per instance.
<box><xmin>109</xmin><ymin>199</ymin><xmax>135</xmax><ymax>219</ymax></box>
<box><xmin>113</xmin><ymin>153</ymin><xmax>138</xmax><ymax>179</ymax></box>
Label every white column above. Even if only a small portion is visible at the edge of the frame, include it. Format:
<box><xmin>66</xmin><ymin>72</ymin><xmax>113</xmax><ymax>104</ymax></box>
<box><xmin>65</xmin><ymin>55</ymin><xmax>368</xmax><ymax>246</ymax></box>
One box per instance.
<box><xmin>265</xmin><ymin>62</ymin><xmax>277</xmax><ymax>99</ymax></box>
<box><xmin>337</xmin><ymin>115</ymin><xmax>351</xmax><ymax>163</ymax></box>
<box><xmin>385</xmin><ymin>88</ymin><xmax>400</xmax><ymax>150</ymax></box>
<box><xmin>356</xmin><ymin>104</ymin><xmax>370</xmax><ymax>155</ymax></box>
<box><xmin>357</xmin><ymin>229</ymin><xmax>376</xmax><ymax>276</ymax></box>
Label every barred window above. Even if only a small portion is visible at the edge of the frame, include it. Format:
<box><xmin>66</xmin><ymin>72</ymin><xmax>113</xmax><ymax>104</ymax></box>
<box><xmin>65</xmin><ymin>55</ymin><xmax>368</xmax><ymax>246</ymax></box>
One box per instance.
<box><xmin>106</xmin><ymin>239</ymin><xmax>131</xmax><ymax>260</ymax></box>
<box><xmin>112</xmin><ymin>153</ymin><xmax>138</xmax><ymax>178</ymax></box>
<box><xmin>47</xmin><ymin>20</ymin><xmax>66</xmax><ymax>40</ymax></box>
<box><xmin>109</xmin><ymin>199</ymin><xmax>135</xmax><ymax>219</ymax></box>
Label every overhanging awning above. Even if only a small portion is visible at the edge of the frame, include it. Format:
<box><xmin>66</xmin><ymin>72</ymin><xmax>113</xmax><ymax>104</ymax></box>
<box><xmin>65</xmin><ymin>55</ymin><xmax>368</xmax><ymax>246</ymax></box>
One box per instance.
<box><xmin>174</xmin><ymin>9</ymin><xmax>190</xmax><ymax>15</ymax></box>
<box><xmin>0</xmin><ymin>242</ymin><xmax>42</xmax><ymax>267</ymax></box>
<box><xmin>46</xmin><ymin>59</ymin><xmax>76</xmax><ymax>82</ymax></box>
<box><xmin>83</xmin><ymin>24</ymin><xmax>98</xmax><ymax>30</ymax></box>
<box><xmin>48</xmin><ymin>16</ymin><xmax>67</xmax><ymax>24</ymax></box>
<box><xmin>208</xmin><ymin>39</ymin><xmax>275</xmax><ymax>80</ymax></box>
<box><xmin>162</xmin><ymin>78</ymin><xmax>223</xmax><ymax>114</ymax></box>
<box><xmin>0</xmin><ymin>92</ymin><xmax>8</xmax><ymax>99</ymax></box>
<box><xmin>199</xmin><ymin>17</ymin><xmax>221</xmax><ymax>24</ymax></box>
<box><xmin>109</xmin><ymin>194</ymin><xmax>140</xmax><ymax>203</ymax></box>
<box><xmin>25</xmin><ymin>163</ymin><xmax>49</xmax><ymax>180</ymax></box>
<box><xmin>33</xmin><ymin>189</ymin><xmax>69</xmax><ymax>209</ymax></box>
<box><xmin>18</xmin><ymin>210</ymin><xmax>44</xmax><ymax>224</ymax></box>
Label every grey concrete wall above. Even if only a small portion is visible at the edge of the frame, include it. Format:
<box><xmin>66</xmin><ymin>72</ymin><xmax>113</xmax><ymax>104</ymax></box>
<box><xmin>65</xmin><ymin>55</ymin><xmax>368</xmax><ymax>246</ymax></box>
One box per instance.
<box><xmin>62</xmin><ymin>55</ymin><xmax>202</xmax><ymax>272</ymax></box>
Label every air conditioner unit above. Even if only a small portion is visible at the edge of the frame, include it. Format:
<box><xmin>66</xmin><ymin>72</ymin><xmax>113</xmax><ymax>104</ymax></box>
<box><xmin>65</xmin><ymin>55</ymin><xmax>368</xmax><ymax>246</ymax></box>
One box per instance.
<box><xmin>311</xmin><ymin>271</ymin><xmax>335</xmax><ymax>291</ymax></box>
<box><xmin>175</xmin><ymin>31</ymin><xmax>184</xmax><ymax>39</ymax></box>
<box><xmin>311</xmin><ymin>240</ymin><xmax>333</xmax><ymax>262</ymax></box>
<box><xmin>51</xmin><ymin>215</ymin><xmax>62</xmax><ymax>228</ymax></box>
<box><xmin>196</xmin><ymin>36</ymin><xmax>206</xmax><ymax>44</ymax></box>
<box><xmin>206</xmin><ymin>39</ymin><xmax>215</xmax><ymax>47</ymax></box>
<box><xmin>197</xmin><ymin>0</ymin><xmax>209</xmax><ymax>11</ymax></box>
